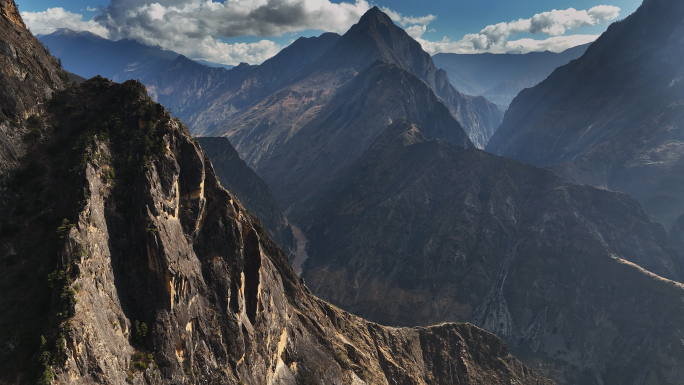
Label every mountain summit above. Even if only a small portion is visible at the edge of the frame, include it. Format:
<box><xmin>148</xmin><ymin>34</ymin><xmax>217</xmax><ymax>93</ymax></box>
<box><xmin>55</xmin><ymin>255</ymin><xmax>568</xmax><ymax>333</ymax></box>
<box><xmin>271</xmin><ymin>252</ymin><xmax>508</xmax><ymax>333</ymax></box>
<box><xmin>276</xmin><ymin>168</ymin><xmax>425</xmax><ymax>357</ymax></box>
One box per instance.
<box><xmin>302</xmin><ymin>6</ymin><xmax>502</xmax><ymax>147</ymax></box>
<box><xmin>311</xmin><ymin>6</ymin><xmax>439</xmax><ymax>85</ymax></box>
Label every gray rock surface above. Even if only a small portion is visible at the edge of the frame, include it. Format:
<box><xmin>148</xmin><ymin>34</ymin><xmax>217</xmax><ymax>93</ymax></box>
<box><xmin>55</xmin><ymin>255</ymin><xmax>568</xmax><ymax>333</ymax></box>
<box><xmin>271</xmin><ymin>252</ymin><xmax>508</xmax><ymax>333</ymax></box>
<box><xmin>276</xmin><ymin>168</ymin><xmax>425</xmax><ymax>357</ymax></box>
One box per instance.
<box><xmin>0</xmin><ymin>0</ymin><xmax>66</xmax><ymax>175</ymax></box>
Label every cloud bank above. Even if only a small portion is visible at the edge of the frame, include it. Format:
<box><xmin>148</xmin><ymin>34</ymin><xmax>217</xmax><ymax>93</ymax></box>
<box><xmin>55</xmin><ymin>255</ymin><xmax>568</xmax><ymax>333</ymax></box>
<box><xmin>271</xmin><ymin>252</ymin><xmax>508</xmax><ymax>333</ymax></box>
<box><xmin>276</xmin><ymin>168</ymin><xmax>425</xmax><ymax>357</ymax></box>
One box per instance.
<box><xmin>23</xmin><ymin>0</ymin><xmax>372</xmax><ymax>65</ymax></box>
<box><xmin>403</xmin><ymin>5</ymin><xmax>620</xmax><ymax>54</ymax></box>
<box><xmin>21</xmin><ymin>1</ymin><xmax>621</xmax><ymax>64</ymax></box>
<box><xmin>21</xmin><ymin>7</ymin><xmax>109</xmax><ymax>37</ymax></box>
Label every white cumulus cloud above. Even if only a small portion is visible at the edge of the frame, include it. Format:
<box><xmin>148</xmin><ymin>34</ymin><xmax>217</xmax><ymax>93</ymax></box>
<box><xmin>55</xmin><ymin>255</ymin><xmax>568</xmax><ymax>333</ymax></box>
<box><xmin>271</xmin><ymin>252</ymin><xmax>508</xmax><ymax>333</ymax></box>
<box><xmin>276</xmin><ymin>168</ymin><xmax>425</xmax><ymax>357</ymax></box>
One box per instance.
<box><xmin>413</xmin><ymin>5</ymin><xmax>620</xmax><ymax>54</ymax></box>
<box><xmin>380</xmin><ymin>7</ymin><xmax>436</xmax><ymax>27</ymax></box>
<box><xmin>96</xmin><ymin>0</ymin><xmax>373</xmax><ymax>65</ymax></box>
<box><xmin>96</xmin><ymin>0</ymin><xmax>372</xmax><ymax>39</ymax></box>
<box><xmin>21</xmin><ymin>7</ymin><xmax>110</xmax><ymax>37</ymax></box>
<box><xmin>21</xmin><ymin>0</ymin><xmax>374</xmax><ymax>65</ymax></box>
<box><xmin>20</xmin><ymin>2</ymin><xmax>621</xmax><ymax>64</ymax></box>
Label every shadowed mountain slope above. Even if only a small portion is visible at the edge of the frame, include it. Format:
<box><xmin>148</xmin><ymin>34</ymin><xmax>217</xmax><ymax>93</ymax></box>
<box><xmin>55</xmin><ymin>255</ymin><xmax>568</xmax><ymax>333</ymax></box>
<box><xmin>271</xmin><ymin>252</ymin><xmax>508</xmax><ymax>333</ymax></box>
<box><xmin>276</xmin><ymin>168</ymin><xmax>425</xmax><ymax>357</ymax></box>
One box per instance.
<box><xmin>38</xmin><ymin>28</ymin><xmax>179</xmax><ymax>81</ymax></box>
<box><xmin>293</xmin><ymin>119</ymin><xmax>684</xmax><ymax>384</ymax></box>
<box><xmin>486</xmin><ymin>0</ymin><xmax>684</xmax><ymax>242</ymax></box>
<box><xmin>0</xmin><ymin>0</ymin><xmax>67</xmax><ymax>174</ymax></box>
<box><xmin>231</xmin><ymin>61</ymin><xmax>473</xmax><ymax>209</ymax></box>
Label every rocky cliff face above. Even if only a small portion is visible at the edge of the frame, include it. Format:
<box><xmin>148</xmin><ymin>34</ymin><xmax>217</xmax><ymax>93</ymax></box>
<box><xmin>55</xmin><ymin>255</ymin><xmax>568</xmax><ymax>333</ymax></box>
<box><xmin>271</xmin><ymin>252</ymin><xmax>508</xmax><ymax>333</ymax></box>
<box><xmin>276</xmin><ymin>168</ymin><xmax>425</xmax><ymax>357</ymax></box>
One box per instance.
<box><xmin>0</xmin><ymin>0</ymin><xmax>67</xmax><ymax>174</ymax></box>
<box><xmin>196</xmin><ymin>137</ymin><xmax>296</xmax><ymax>258</ymax></box>
<box><xmin>485</xmin><ymin>0</ymin><xmax>684</xmax><ymax>237</ymax></box>
<box><xmin>0</xmin><ymin>76</ymin><xmax>551</xmax><ymax>385</ymax></box>
<box><xmin>293</xmin><ymin>119</ymin><xmax>684</xmax><ymax>384</ymax></box>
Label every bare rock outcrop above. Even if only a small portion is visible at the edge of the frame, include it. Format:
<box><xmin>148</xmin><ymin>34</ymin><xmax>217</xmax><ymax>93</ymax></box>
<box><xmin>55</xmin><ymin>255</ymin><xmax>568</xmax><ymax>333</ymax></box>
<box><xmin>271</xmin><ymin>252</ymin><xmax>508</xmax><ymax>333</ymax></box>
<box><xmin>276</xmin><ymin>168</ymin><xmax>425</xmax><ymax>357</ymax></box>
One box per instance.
<box><xmin>0</xmin><ymin>0</ymin><xmax>66</xmax><ymax>174</ymax></box>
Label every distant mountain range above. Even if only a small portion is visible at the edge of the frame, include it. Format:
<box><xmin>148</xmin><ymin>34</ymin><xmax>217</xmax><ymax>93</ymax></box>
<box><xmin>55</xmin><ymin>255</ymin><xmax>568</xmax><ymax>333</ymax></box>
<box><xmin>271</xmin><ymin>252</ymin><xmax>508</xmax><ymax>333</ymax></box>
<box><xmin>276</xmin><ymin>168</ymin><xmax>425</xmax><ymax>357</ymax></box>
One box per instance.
<box><xmin>39</xmin><ymin>23</ymin><xmax>503</xmax><ymax>148</ymax></box>
<box><xmin>40</xmin><ymin>28</ymin><xmax>233</xmax><ymax>77</ymax></box>
<box><xmin>433</xmin><ymin>44</ymin><xmax>589</xmax><ymax>108</ymax></box>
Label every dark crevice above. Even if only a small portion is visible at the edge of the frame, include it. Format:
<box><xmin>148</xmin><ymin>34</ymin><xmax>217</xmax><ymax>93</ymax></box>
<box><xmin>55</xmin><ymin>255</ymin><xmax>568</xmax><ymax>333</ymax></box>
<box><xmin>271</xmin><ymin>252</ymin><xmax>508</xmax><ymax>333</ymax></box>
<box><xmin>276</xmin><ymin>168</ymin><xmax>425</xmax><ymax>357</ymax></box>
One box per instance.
<box><xmin>243</xmin><ymin>228</ymin><xmax>261</xmax><ymax>324</ymax></box>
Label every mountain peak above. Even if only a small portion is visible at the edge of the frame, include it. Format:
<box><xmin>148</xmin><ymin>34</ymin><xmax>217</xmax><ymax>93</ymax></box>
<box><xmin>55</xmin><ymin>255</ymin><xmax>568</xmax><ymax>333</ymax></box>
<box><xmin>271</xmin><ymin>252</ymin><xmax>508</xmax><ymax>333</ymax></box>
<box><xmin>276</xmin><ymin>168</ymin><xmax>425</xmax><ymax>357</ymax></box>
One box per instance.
<box><xmin>313</xmin><ymin>5</ymin><xmax>426</xmax><ymax>75</ymax></box>
<box><xmin>358</xmin><ymin>6</ymin><xmax>393</xmax><ymax>26</ymax></box>
<box><xmin>52</xmin><ymin>28</ymin><xmax>107</xmax><ymax>41</ymax></box>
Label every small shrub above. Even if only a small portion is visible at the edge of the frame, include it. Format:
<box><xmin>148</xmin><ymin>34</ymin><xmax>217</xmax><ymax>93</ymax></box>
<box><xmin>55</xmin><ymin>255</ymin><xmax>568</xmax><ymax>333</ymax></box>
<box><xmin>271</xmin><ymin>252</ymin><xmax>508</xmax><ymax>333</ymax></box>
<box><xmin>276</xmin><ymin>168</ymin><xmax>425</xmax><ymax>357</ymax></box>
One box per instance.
<box><xmin>55</xmin><ymin>333</ymin><xmax>66</xmax><ymax>350</ymax></box>
<box><xmin>61</xmin><ymin>288</ymin><xmax>77</xmax><ymax>304</ymax></box>
<box><xmin>131</xmin><ymin>352</ymin><xmax>154</xmax><ymax>372</ymax></box>
<box><xmin>103</xmin><ymin>167</ymin><xmax>115</xmax><ymax>184</ymax></box>
<box><xmin>27</xmin><ymin>114</ymin><xmax>43</xmax><ymax>127</ymax></box>
<box><xmin>37</xmin><ymin>366</ymin><xmax>54</xmax><ymax>385</ymax></box>
<box><xmin>73</xmin><ymin>244</ymin><xmax>87</xmax><ymax>260</ymax></box>
<box><xmin>56</xmin><ymin>218</ymin><xmax>75</xmax><ymax>238</ymax></box>
<box><xmin>47</xmin><ymin>270</ymin><xmax>70</xmax><ymax>288</ymax></box>
<box><xmin>134</xmin><ymin>320</ymin><xmax>148</xmax><ymax>341</ymax></box>
<box><xmin>25</xmin><ymin>127</ymin><xmax>42</xmax><ymax>140</ymax></box>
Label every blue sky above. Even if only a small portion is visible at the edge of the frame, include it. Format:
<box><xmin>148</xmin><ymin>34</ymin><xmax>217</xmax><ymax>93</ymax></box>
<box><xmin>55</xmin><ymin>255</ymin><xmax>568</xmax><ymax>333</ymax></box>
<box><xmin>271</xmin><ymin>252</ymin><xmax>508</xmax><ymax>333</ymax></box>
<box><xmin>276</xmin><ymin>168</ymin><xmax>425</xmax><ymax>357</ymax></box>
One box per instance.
<box><xmin>17</xmin><ymin>0</ymin><xmax>643</xmax><ymax>65</ymax></box>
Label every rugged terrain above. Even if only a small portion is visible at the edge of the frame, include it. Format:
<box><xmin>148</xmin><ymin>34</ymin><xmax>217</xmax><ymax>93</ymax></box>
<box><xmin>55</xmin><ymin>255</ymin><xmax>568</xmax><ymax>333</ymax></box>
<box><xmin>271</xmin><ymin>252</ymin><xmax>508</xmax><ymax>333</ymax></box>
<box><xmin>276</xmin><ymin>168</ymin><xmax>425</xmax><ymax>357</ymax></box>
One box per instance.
<box><xmin>40</xmin><ymin>9</ymin><xmax>503</xmax><ymax>150</ymax></box>
<box><xmin>0</xmin><ymin>4</ymin><xmax>551</xmax><ymax>385</ymax></box>
<box><xmin>38</xmin><ymin>29</ymin><xmax>342</xmax><ymax>139</ymax></box>
<box><xmin>0</xmin><ymin>75</ymin><xmax>550</xmax><ymax>385</ymax></box>
<box><xmin>242</xmin><ymin>60</ymin><xmax>473</xmax><ymax>209</ymax></box>
<box><xmin>196</xmin><ymin>137</ymin><xmax>295</xmax><ymax>257</ymax></box>
<box><xmin>433</xmin><ymin>45</ymin><xmax>589</xmax><ymax>108</ymax></box>
<box><xmin>293</xmin><ymin>119</ymin><xmax>684</xmax><ymax>384</ymax></box>
<box><xmin>0</xmin><ymin>0</ymin><xmax>67</xmax><ymax>174</ymax></box>
<box><xmin>486</xmin><ymin>0</ymin><xmax>684</xmax><ymax>241</ymax></box>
